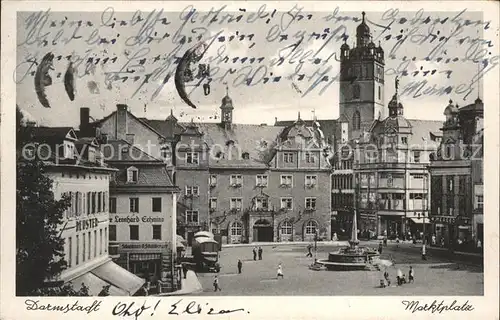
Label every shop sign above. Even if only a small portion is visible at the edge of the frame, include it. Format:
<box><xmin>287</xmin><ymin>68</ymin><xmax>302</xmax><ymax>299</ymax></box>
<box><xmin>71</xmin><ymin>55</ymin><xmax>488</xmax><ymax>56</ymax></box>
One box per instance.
<box><xmin>120</xmin><ymin>242</ymin><xmax>169</xmax><ymax>250</ymax></box>
<box><xmin>112</xmin><ymin>216</ymin><xmax>165</xmax><ymax>223</ymax></box>
<box><xmin>76</xmin><ymin>218</ymin><xmax>99</xmax><ymax>232</ymax></box>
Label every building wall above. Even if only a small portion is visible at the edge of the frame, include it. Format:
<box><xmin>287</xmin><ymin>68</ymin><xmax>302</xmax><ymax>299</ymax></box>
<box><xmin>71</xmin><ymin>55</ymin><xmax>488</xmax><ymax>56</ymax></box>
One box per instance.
<box><xmin>99</xmin><ymin>107</ymin><xmax>166</xmax><ymax>160</ymax></box>
<box><xmin>109</xmin><ymin>191</ymin><xmax>176</xmax><ymax>245</ymax></box>
<box><xmin>50</xmin><ymin>170</ymin><xmax>111</xmax><ymax>282</ymax></box>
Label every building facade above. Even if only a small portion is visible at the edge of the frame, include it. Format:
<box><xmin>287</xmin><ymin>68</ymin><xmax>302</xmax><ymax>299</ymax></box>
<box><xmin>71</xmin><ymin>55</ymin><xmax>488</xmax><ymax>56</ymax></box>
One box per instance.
<box><xmin>428</xmin><ymin>98</ymin><xmax>484</xmax><ymax>250</ymax></box>
<box><xmin>90</xmin><ymin>107</ymin><xmax>181</xmax><ymax>292</ymax></box>
<box><xmin>167</xmin><ymin>99</ymin><xmax>333</xmax><ymax>244</ymax></box>
<box><xmin>27</xmin><ymin>126</ymin><xmax>144</xmax><ymax>296</ymax></box>
<box><xmin>353</xmin><ymin>83</ymin><xmax>441</xmax><ymax>239</ymax></box>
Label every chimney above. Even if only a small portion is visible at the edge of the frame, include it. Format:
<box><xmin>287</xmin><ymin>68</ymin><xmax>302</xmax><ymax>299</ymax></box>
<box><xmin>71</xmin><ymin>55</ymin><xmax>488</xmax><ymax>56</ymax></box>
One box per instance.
<box><xmin>116</xmin><ymin>104</ymin><xmax>128</xmax><ymax>140</ymax></box>
<box><xmin>80</xmin><ymin>107</ymin><xmax>90</xmax><ymax>133</ymax></box>
<box><xmin>126</xmin><ymin>133</ymin><xmax>135</xmax><ymax>145</ymax></box>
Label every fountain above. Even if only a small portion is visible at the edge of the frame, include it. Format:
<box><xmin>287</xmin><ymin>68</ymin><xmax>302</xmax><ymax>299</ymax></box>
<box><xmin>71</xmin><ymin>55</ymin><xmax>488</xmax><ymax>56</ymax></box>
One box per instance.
<box><xmin>318</xmin><ymin>208</ymin><xmax>381</xmax><ymax>271</ymax></box>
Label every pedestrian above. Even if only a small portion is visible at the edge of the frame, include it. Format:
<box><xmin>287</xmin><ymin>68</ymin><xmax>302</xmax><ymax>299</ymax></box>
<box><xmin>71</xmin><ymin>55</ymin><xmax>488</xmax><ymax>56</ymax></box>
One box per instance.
<box><xmin>421</xmin><ymin>243</ymin><xmax>427</xmax><ymax>260</ymax></box>
<box><xmin>213</xmin><ymin>276</ymin><xmax>222</xmax><ymax>291</ymax></box>
<box><xmin>253</xmin><ymin>247</ymin><xmax>257</xmax><ymax>260</ymax></box>
<box><xmin>378</xmin><ymin>241</ymin><xmax>383</xmax><ymax>254</ymax></box>
<box><xmin>277</xmin><ymin>263</ymin><xmax>284</xmax><ymax>279</ymax></box>
<box><xmin>396</xmin><ymin>268</ymin><xmax>403</xmax><ymax>286</ymax></box>
<box><xmin>98</xmin><ymin>285</ymin><xmax>110</xmax><ymax>296</ymax></box>
<box><xmin>384</xmin><ymin>269</ymin><xmax>391</xmax><ymax>287</ymax></box>
<box><xmin>237</xmin><ymin>259</ymin><xmax>242</xmax><ymax>274</ymax></box>
<box><xmin>477</xmin><ymin>239</ymin><xmax>482</xmax><ymax>250</ymax></box>
<box><xmin>383</xmin><ymin>236</ymin><xmax>388</xmax><ymax>247</ymax></box>
<box><xmin>306</xmin><ymin>243</ymin><xmax>313</xmax><ymax>257</ymax></box>
<box><xmin>182</xmin><ymin>263</ymin><xmax>188</xmax><ymax>279</ymax></box>
<box><xmin>441</xmin><ymin>237</ymin><xmax>445</xmax><ymax>248</ymax></box>
<box><xmin>258</xmin><ymin>247</ymin><xmax>263</xmax><ymax>260</ymax></box>
<box><xmin>408</xmin><ymin>266</ymin><xmax>414</xmax><ymax>283</ymax></box>
<box><xmin>432</xmin><ymin>234</ymin><xmax>436</xmax><ymax>246</ymax></box>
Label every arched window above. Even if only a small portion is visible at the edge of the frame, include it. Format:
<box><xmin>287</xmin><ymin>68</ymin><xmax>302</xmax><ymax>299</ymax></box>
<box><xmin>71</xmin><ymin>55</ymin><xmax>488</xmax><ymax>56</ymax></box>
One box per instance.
<box><xmin>353</xmin><ymin>111</ymin><xmax>361</xmax><ymax>131</ymax></box>
<box><xmin>230</xmin><ymin>221</ymin><xmax>243</xmax><ymax>236</ymax></box>
<box><xmin>281</xmin><ymin>220</ymin><xmax>292</xmax><ymax>235</ymax></box>
<box><xmin>305</xmin><ymin>220</ymin><xmax>317</xmax><ymax>235</ymax></box>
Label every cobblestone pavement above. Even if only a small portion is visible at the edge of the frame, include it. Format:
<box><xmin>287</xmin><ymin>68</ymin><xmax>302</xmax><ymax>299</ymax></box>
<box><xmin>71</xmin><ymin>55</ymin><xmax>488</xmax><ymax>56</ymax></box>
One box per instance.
<box><xmin>195</xmin><ymin>242</ymin><xmax>483</xmax><ymax>296</ymax></box>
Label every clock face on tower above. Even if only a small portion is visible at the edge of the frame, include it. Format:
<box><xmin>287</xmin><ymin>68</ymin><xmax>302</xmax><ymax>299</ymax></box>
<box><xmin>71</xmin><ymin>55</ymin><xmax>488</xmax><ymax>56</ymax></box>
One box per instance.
<box><xmin>224</xmin><ymin>112</ymin><xmax>231</xmax><ymax>121</ymax></box>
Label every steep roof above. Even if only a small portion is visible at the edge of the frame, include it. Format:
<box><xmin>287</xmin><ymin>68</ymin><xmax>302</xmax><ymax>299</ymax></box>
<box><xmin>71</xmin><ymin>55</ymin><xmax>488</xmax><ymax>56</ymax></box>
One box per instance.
<box><xmin>195</xmin><ymin>123</ymin><xmax>284</xmax><ymax>168</ymax></box>
<box><xmin>142</xmin><ymin>119</ymin><xmax>185</xmax><ymax>138</ymax></box>
<box><xmin>102</xmin><ymin>139</ymin><xmax>163</xmax><ymax>162</ymax></box>
<box><xmin>93</xmin><ymin>108</ymin><xmax>166</xmax><ymax>139</ymax></box>
<box><xmin>112</xmin><ymin>165</ymin><xmax>176</xmax><ymax>188</ymax></box>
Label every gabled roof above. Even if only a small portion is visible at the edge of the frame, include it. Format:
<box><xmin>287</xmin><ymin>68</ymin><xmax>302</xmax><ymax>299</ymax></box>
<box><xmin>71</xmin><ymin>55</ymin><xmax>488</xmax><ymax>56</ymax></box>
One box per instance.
<box><xmin>93</xmin><ymin>108</ymin><xmax>166</xmax><ymax>139</ymax></box>
<box><xmin>103</xmin><ymin>139</ymin><xmax>163</xmax><ymax>162</ymax></box>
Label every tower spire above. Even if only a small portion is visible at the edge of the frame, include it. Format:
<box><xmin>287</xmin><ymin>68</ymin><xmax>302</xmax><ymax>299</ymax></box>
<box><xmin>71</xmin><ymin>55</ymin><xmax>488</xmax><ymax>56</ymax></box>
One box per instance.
<box><xmin>362</xmin><ymin>11</ymin><xmax>365</xmax><ymax>22</ymax></box>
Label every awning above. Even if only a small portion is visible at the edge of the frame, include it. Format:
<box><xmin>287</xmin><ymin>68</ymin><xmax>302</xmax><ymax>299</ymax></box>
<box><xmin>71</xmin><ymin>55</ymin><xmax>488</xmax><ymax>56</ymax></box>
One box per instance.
<box><xmin>91</xmin><ymin>261</ymin><xmax>145</xmax><ymax>295</ymax></box>
<box><xmin>409</xmin><ymin>217</ymin><xmax>430</xmax><ymax>224</ymax></box>
<box><xmin>69</xmin><ymin>272</ymin><xmax>128</xmax><ymax>296</ymax></box>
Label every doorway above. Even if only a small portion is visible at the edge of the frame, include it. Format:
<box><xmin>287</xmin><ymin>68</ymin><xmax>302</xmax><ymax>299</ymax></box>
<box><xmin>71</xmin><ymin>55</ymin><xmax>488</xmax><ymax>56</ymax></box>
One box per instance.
<box><xmin>253</xmin><ymin>219</ymin><xmax>273</xmax><ymax>242</ymax></box>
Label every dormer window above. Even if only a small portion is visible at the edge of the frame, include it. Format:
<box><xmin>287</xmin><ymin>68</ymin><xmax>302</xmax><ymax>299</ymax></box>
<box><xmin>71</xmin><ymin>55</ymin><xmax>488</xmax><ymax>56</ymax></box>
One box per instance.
<box><xmin>88</xmin><ymin>147</ymin><xmax>96</xmax><ymax>162</ymax></box>
<box><xmin>127</xmin><ymin>167</ymin><xmax>138</xmax><ymax>183</ymax></box>
<box><xmin>64</xmin><ymin>141</ymin><xmax>75</xmax><ymax>159</ymax></box>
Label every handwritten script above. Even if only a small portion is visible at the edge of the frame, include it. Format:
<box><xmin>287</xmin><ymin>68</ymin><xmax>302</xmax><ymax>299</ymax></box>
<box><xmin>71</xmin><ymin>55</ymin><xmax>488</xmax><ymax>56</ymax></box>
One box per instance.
<box><xmin>25</xmin><ymin>299</ymin><xmax>101</xmax><ymax>314</ymax></box>
<box><xmin>111</xmin><ymin>299</ymin><xmax>248</xmax><ymax>319</ymax></box>
<box><xmin>16</xmin><ymin>5</ymin><xmax>498</xmax><ymax>107</ymax></box>
<box><xmin>401</xmin><ymin>300</ymin><xmax>475</xmax><ymax>314</ymax></box>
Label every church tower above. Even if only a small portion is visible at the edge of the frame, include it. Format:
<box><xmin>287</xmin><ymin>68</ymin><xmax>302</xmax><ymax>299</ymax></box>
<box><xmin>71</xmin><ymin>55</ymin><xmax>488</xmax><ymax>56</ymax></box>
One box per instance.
<box><xmin>339</xmin><ymin>12</ymin><xmax>385</xmax><ymax>139</ymax></box>
<box><xmin>220</xmin><ymin>84</ymin><xmax>234</xmax><ymax>130</ymax></box>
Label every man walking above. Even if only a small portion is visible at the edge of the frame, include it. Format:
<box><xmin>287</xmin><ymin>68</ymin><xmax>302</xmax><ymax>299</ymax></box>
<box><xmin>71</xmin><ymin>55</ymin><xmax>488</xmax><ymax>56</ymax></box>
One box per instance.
<box><xmin>306</xmin><ymin>243</ymin><xmax>313</xmax><ymax>257</ymax></box>
<box><xmin>408</xmin><ymin>266</ymin><xmax>414</xmax><ymax>283</ymax></box>
<box><xmin>252</xmin><ymin>247</ymin><xmax>257</xmax><ymax>261</ymax></box>
<box><xmin>378</xmin><ymin>241</ymin><xmax>383</xmax><ymax>254</ymax></box>
<box><xmin>182</xmin><ymin>263</ymin><xmax>188</xmax><ymax>279</ymax></box>
<box><xmin>258</xmin><ymin>247</ymin><xmax>263</xmax><ymax>260</ymax></box>
<box><xmin>277</xmin><ymin>263</ymin><xmax>284</xmax><ymax>279</ymax></box>
<box><xmin>213</xmin><ymin>276</ymin><xmax>222</xmax><ymax>292</ymax></box>
<box><xmin>237</xmin><ymin>259</ymin><xmax>242</xmax><ymax>274</ymax></box>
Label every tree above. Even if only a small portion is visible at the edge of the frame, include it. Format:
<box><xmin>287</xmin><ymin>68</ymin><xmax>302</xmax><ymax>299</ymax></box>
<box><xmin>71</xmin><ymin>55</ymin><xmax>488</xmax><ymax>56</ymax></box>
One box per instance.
<box><xmin>16</xmin><ymin>106</ymin><xmax>87</xmax><ymax>296</ymax></box>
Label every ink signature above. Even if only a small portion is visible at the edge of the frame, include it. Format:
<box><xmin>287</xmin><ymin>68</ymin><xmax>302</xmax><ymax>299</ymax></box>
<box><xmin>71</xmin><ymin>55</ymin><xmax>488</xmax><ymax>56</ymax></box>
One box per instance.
<box><xmin>169</xmin><ymin>299</ymin><xmax>249</xmax><ymax>315</ymax></box>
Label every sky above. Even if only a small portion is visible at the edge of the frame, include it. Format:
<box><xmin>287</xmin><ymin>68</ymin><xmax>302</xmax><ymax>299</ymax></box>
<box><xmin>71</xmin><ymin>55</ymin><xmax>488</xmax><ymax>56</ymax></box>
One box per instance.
<box><xmin>15</xmin><ymin>6</ymin><xmax>493</xmax><ymax>127</ymax></box>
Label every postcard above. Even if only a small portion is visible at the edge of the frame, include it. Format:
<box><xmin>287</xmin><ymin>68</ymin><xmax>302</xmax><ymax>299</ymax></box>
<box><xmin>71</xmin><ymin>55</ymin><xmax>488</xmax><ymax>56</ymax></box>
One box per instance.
<box><xmin>1</xmin><ymin>1</ymin><xmax>499</xmax><ymax>319</ymax></box>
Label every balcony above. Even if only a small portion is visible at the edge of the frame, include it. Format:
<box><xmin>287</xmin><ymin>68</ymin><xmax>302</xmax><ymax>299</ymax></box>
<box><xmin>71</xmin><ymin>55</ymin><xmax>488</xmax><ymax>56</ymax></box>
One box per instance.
<box><xmin>305</xmin><ymin>184</ymin><xmax>316</xmax><ymax>189</ymax></box>
<box><xmin>279</xmin><ymin>183</ymin><xmax>292</xmax><ymax>188</ymax></box>
<box><xmin>230</xmin><ymin>183</ymin><xmax>242</xmax><ymax>188</ymax></box>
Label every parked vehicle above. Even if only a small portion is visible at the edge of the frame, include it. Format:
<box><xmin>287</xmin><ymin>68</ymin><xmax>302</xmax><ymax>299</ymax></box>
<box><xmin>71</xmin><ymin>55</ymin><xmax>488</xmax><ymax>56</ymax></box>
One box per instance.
<box><xmin>192</xmin><ymin>232</ymin><xmax>220</xmax><ymax>273</ymax></box>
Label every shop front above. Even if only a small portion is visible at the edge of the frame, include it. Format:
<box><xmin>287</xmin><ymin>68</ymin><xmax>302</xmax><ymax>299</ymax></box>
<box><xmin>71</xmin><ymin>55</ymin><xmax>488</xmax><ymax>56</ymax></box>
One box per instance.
<box><xmin>331</xmin><ymin>210</ymin><xmax>352</xmax><ymax>240</ymax></box>
<box><xmin>431</xmin><ymin>215</ymin><xmax>456</xmax><ymax>249</ymax></box>
<box><xmin>377</xmin><ymin>213</ymin><xmax>405</xmax><ymax>239</ymax></box>
<box><xmin>113</xmin><ymin>242</ymin><xmax>171</xmax><ymax>294</ymax></box>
